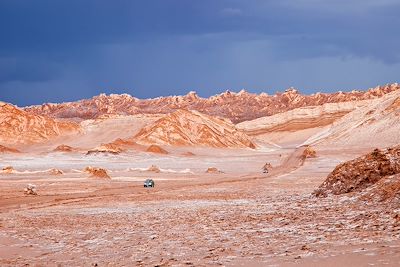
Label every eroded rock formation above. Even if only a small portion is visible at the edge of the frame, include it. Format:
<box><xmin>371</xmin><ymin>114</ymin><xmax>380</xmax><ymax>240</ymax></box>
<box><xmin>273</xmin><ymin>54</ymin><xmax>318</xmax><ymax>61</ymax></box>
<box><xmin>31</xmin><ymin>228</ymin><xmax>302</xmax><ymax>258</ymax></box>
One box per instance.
<box><xmin>84</xmin><ymin>166</ymin><xmax>111</xmax><ymax>179</ymax></box>
<box><xmin>301</xmin><ymin>146</ymin><xmax>317</xmax><ymax>159</ymax></box>
<box><xmin>87</xmin><ymin>144</ymin><xmax>123</xmax><ymax>155</ymax></box>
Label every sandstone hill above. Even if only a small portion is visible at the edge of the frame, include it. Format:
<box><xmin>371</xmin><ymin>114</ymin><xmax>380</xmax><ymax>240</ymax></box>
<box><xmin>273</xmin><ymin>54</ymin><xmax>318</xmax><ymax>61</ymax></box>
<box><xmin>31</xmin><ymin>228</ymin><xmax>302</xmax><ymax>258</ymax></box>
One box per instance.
<box><xmin>303</xmin><ymin>89</ymin><xmax>400</xmax><ymax>148</ymax></box>
<box><xmin>236</xmin><ymin>100</ymin><xmax>369</xmax><ymax>135</ymax></box>
<box><xmin>133</xmin><ymin>109</ymin><xmax>256</xmax><ymax>149</ymax></box>
<box><xmin>0</xmin><ymin>101</ymin><xmax>80</xmax><ymax>146</ymax></box>
<box><xmin>24</xmin><ymin>84</ymin><xmax>399</xmax><ymax>123</ymax></box>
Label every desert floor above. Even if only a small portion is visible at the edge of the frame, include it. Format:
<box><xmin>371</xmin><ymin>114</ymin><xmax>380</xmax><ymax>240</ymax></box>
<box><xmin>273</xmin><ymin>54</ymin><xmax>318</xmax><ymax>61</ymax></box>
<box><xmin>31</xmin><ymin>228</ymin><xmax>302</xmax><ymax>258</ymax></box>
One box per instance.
<box><xmin>1</xmin><ymin>146</ymin><xmax>400</xmax><ymax>266</ymax></box>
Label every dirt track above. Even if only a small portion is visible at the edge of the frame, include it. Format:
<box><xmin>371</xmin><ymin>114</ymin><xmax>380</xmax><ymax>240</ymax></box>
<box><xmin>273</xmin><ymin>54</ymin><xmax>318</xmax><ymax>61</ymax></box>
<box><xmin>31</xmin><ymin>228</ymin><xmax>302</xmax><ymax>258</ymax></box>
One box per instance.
<box><xmin>1</xmin><ymin>147</ymin><xmax>400</xmax><ymax>266</ymax></box>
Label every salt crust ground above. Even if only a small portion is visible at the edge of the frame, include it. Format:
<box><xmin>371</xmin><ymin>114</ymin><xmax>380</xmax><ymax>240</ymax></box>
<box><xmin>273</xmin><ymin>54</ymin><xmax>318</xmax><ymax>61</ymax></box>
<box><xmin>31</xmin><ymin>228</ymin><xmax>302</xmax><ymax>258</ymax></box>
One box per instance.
<box><xmin>1</xmin><ymin>144</ymin><xmax>399</xmax><ymax>266</ymax></box>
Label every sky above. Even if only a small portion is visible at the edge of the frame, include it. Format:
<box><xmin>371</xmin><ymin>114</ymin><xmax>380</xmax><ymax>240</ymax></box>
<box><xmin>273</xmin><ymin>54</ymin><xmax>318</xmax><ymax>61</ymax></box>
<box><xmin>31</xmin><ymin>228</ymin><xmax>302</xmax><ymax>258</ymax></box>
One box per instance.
<box><xmin>0</xmin><ymin>0</ymin><xmax>399</xmax><ymax>106</ymax></box>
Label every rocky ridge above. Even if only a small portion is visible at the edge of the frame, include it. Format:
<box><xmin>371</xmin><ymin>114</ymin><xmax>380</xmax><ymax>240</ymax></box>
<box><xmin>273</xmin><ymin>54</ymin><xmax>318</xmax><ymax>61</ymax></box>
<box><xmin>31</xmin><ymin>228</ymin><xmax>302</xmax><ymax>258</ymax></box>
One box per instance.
<box><xmin>24</xmin><ymin>84</ymin><xmax>399</xmax><ymax>123</ymax></box>
<box><xmin>236</xmin><ymin>100</ymin><xmax>369</xmax><ymax>134</ymax></box>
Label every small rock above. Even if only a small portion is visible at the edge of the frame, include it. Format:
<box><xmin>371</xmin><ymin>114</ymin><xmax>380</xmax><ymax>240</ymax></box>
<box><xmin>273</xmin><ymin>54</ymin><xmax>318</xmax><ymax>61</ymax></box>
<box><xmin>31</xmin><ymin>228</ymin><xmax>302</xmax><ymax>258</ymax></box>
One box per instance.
<box><xmin>24</xmin><ymin>184</ymin><xmax>37</xmax><ymax>195</ymax></box>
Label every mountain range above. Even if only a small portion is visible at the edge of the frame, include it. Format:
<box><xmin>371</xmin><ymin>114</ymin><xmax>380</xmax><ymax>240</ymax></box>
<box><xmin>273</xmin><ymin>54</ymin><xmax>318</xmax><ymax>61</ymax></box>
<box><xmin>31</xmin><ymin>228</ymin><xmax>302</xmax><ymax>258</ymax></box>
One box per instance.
<box><xmin>24</xmin><ymin>84</ymin><xmax>399</xmax><ymax>123</ymax></box>
<box><xmin>1</xmin><ymin>83</ymin><xmax>399</xmax><ymax>151</ymax></box>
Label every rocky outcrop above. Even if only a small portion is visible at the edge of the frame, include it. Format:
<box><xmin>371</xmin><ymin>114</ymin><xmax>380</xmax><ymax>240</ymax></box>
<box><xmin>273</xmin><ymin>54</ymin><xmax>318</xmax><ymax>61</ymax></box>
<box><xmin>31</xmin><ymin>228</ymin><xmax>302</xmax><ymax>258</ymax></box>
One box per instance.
<box><xmin>206</xmin><ymin>167</ymin><xmax>223</xmax><ymax>174</ymax></box>
<box><xmin>146</xmin><ymin>145</ymin><xmax>168</xmax><ymax>154</ymax></box>
<box><xmin>0</xmin><ymin>102</ymin><xmax>80</xmax><ymax>145</ymax></box>
<box><xmin>87</xmin><ymin>144</ymin><xmax>123</xmax><ymax>155</ymax></box>
<box><xmin>24</xmin><ymin>84</ymin><xmax>400</xmax><ymax>123</ymax></box>
<box><xmin>315</xmin><ymin>146</ymin><xmax>400</xmax><ymax>196</ymax></box>
<box><xmin>108</xmin><ymin>138</ymin><xmax>137</xmax><ymax>148</ymax></box>
<box><xmin>24</xmin><ymin>184</ymin><xmax>37</xmax><ymax>195</ymax></box>
<box><xmin>262</xmin><ymin>163</ymin><xmax>273</xmax><ymax>173</ymax></box>
<box><xmin>53</xmin><ymin>144</ymin><xmax>77</xmax><ymax>152</ymax></box>
<box><xmin>134</xmin><ymin>109</ymin><xmax>256</xmax><ymax>149</ymax></box>
<box><xmin>84</xmin><ymin>166</ymin><xmax>111</xmax><ymax>179</ymax></box>
<box><xmin>359</xmin><ymin>174</ymin><xmax>400</xmax><ymax>203</ymax></box>
<box><xmin>88</xmin><ymin>138</ymin><xmax>140</xmax><ymax>154</ymax></box>
<box><xmin>301</xmin><ymin>146</ymin><xmax>317</xmax><ymax>159</ymax></box>
<box><xmin>0</xmin><ymin>144</ymin><xmax>20</xmax><ymax>153</ymax></box>
<box><xmin>48</xmin><ymin>168</ymin><xmax>64</xmax><ymax>175</ymax></box>
<box><xmin>182</xmin><ymin>151</ymin><xmax>195</xmax><ymax>156</ymax></box>
<box><xmin>385</xmin><ymin>96</ymin><xmax>400</xmax><ymax>113</ymax></box>
<box><xmin>147</xmin><ymin>165</ymin><xmax>161</xmax><ymax>173</ymax></box>
<box><xmin>2</xmin><ymin>166</ymin><xmax>15</xmax><ymax>174</ymax></box>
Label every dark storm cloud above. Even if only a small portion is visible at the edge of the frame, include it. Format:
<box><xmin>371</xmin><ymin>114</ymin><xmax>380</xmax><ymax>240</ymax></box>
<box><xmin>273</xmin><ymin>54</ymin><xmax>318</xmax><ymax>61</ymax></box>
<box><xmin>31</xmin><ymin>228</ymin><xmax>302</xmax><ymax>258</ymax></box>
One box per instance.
<box><xmin>0</xmin><ymin>0</ymin><xmax>399</xmax><ymax>106</ymax></box>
